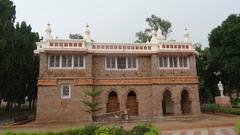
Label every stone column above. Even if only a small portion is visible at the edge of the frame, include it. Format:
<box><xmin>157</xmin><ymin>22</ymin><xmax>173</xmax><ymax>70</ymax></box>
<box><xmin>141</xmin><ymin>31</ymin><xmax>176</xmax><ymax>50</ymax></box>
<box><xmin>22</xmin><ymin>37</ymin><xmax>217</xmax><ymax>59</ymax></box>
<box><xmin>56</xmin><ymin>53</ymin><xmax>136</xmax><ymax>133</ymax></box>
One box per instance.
<box><xmin>152</xmin><ymin>85</ymin><xmax>162</xmax><ymax>118</ymax></box>
<box><xmin>119</xmin><ymin>91</ymin><xmax>126</xmax><ymax>112</ymax></box>
<box><xmin>174</xmin><ymin>101</ymin><xmax>182</xmax><ymax>116</ymax></box>
<box><xmin>191</xmin><ymin>101</ymin><xmax>201</xmax><ymax>115</ymax></box>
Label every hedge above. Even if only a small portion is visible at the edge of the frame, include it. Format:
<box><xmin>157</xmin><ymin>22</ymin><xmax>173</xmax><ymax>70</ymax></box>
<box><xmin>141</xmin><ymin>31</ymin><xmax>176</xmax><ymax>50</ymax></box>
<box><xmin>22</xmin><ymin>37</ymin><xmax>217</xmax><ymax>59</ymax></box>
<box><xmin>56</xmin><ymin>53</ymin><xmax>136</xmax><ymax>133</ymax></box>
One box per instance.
<box><xmin>4</xmin><ymin>124</ymin><xmax>160</xmax><ymax>135</ymax></box>
<box><xmin>201</xmin><ymin>103</ymin><xmax>240</xmax><ymax>115</ymax></box>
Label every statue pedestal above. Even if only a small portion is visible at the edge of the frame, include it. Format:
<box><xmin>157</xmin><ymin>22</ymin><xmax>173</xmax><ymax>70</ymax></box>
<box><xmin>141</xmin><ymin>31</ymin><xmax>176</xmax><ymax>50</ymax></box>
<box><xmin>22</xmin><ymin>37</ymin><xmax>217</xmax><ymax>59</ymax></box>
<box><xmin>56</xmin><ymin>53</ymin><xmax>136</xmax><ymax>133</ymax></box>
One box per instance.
<box><xmin>215</xmin><ymin>96</ymin><xmax>231</xmax><ymax>108</ymax></box>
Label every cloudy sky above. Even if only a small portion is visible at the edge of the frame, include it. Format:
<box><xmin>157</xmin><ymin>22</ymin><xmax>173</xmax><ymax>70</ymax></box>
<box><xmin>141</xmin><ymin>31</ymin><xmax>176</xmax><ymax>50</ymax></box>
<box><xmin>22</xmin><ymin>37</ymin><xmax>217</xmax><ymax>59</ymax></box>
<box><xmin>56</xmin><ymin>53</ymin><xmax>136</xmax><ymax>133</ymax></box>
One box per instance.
<box><xmin>12</xmin><ymin>0</ymin><xmax>240</xmax><ymax>46</ymax></box>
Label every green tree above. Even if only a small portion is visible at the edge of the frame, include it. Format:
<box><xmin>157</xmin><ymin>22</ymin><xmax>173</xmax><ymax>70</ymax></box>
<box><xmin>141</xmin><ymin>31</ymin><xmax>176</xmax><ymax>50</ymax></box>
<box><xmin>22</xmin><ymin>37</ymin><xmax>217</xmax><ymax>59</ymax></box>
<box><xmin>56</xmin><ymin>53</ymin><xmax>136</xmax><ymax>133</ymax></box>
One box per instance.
<box><xmin>82</xmin><ymin>89</ymin><xmax>103</xmax><ymax>122</ymax></box>
<box><xmin>69</xmin><ymin>33</ymin><xmax>83</xmax><ymax>39</ymax></box>
<box><xmin>2</xmin><ymin>21</ymin><xmax>39</xmax><ymax>111</ymax></box>
<box><xmin>135</xmin><ymin>14</ymin><xmax>172</xmax><ymax>43</ymax></box>
<box><xmin>208</xmin><ymin>14</ymin><xmax>240</xmax><ymax>97</ymax></box>
<box><xmin>196</xmin><ymin>43</ymin><xmax>218</xmax><ymax>102</ymax></box>
<box><xmin>0</xmin><ymin>0</ymin><xmax>16</xmax><ymax>107</ymax></box>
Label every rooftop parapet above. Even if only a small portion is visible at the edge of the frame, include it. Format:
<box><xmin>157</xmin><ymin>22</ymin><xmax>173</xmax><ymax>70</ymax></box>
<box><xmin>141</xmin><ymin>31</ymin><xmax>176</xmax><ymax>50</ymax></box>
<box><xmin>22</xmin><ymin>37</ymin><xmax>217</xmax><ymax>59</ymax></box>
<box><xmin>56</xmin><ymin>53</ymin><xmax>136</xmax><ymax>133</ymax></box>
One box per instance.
<box><xmin>34</xmin><ymin>23</ymin><xmax>197</xmax><ymax>55</ymax></box>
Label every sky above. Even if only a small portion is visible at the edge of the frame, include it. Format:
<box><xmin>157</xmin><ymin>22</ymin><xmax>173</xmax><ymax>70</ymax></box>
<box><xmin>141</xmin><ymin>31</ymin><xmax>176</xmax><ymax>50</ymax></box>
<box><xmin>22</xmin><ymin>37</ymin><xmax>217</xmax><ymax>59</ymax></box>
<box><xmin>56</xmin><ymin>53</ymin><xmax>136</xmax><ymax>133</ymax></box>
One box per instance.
<box><xmin>12</xmin><ymin>0</ymin><xmax>240</xmax><ymax>47</ymax></box>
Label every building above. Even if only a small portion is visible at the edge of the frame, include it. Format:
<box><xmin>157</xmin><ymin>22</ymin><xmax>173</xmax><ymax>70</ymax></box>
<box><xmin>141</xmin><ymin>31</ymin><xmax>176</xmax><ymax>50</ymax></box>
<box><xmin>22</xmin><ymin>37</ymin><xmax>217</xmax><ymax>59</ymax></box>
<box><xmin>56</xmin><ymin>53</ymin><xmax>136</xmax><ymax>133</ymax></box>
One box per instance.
<box><xmin>34</xmin><ymin>23</ymin><xmax>201</xmax><ymax>123</ymax></box>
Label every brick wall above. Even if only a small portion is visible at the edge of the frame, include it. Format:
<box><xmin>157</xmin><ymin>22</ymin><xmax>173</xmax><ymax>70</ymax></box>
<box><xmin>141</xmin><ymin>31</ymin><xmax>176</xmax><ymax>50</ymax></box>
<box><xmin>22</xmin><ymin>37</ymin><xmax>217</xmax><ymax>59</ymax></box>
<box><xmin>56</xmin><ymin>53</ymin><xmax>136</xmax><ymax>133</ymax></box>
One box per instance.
<box><xmin>36</xmin><ymin>52</ymin><xmax>201</xmax><ymax>123</ymax></box>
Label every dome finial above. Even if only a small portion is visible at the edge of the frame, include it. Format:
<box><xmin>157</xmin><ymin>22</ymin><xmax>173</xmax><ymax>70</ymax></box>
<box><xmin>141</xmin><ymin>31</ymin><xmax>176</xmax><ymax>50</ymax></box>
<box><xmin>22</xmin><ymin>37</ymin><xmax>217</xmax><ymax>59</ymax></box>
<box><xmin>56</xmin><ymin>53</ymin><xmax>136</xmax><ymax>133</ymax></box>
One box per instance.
<box><xmin>156</xmin><ymin>27</ymin><xmax>165</xmax><ymax>41</ymax></box>
<box><xmin>44</xmin><ymin>22</ymin><xmax>53</xmax><ymax>40</ymax></box>
<box><xmin>183</xmin><ymin>28</ymin><xmax>191</xmax><ymax>43</ymax></box>
<box><xmin>84</xmin><ymin>23</ymin><xmax>91</xmax><ymax>42</ymax></box>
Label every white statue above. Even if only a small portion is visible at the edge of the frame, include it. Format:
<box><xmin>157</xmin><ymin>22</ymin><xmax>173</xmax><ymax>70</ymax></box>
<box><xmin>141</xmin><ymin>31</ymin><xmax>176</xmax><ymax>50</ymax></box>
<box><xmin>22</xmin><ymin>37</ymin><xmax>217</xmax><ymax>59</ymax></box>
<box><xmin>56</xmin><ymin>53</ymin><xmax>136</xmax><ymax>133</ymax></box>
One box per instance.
<box><xmin>218</xmin><ymin>81</ymin><xmax>224</xmax><ymax>97</ymax></box>
<box><xmin>183</xmin><ymin>28</ymin><xmax>190</xmax><ymax>43</ymax></box>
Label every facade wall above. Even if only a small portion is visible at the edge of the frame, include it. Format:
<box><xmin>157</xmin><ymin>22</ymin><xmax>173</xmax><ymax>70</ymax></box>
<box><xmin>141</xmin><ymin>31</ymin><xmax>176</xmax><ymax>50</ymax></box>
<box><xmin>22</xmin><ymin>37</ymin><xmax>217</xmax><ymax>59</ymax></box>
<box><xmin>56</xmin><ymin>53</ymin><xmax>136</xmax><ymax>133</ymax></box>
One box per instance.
<box><xmin>39</xmin><ymin>53</ymin><xmax>92</xmax><ymax>79</ymax></box>
<box><xmin>94</xmin><ymin>85</ymin><xmax>153</xmax><ymax>119</ymax></box>
<box><xmin>92</xmin><ymin>55</ymin><xmax>152</xmax><ymax>78</ymax></box>
<box><xmin>36</xmin><ymin>51</ymin><xmax>201</xmax><ymax>123</ymax></box>
<box><xmin>36</xmin><ymin>80</ymin><xmax>92</xmax><ymax>123</ymax></box>
<box><xmin>151</xmin><ymin>54</ymin><xmax>197</xmax><ymax>77</ymax></box>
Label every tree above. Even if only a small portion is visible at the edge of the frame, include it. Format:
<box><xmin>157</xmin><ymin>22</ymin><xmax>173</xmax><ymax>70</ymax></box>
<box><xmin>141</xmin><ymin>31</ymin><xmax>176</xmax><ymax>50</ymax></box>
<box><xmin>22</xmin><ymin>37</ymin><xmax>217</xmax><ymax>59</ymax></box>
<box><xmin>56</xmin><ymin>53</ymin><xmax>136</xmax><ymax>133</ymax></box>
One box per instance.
<box><xmin>0</xmin><ymin>0</ymin><xmax>16</xmax><ymax>107</ymax></box>
<box><xmin>69</xmin><ymin>33</ymin><xmax>83</xmax><ymax>39</ymax></box>
<box><xmin>196</xmin><ymin>43</ymin><xmax>218</xmax><ymax>103</ymax></box>
<box><xmin>82</xmin><ymin>89</ymin><xmax>103</xmax><ymax>122</ymax></box>
<box><xmin>135</xmin><ymin>14</ymin><xmax>172</xmax><ymax>43</ymax></box>
<box><xmin>208</xmin><ymin>14</ymin><xmax>240</xmax><ymax>97</ymax></box>
<box><xmin>2</xmin><ymin>21</ymin><xmax>39</xmax><ymax>111</ymax></box>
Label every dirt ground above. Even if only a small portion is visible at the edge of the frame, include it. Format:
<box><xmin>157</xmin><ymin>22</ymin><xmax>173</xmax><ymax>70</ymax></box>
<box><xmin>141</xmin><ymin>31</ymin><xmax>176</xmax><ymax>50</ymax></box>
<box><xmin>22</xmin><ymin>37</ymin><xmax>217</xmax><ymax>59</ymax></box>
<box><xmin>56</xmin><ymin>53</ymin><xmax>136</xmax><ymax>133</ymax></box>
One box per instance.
<box><xmin>0</xmin><ymin>113</ymin><xmax>239</xmax><ymax>134</ymax></box>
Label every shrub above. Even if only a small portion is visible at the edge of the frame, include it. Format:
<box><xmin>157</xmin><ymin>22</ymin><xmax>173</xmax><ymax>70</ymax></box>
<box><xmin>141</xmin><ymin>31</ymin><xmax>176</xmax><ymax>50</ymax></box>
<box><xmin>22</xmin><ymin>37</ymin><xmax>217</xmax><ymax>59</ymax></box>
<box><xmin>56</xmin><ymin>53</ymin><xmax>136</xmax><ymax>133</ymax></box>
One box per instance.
<box><xmin>95</xmin><ymin>127</ymin><xmax>111</xmax><ymax>135</ymax></box>
<box><xmin>130</xmin><ymin>124</ymin><xmax>159</xmax><ymax>135</ymax></box>
<box><xmin>64</xmin><ymin>128</ymin><xmax>85</xmax><ymax>135</ymax></box>
<box><xmin>109</xmin><ymin>127</ymin><xmax>128</xmax><ymax>135</ymax></box>
<box><xmin>4</xmin><ymin>124</ymin><xmax>159</xmax><ymax>135</ymax></box>
<box><xmin>231</xmin><ymin>98</ymin><xmax>240</xmax><ymax>106</ymax></box>
<box><xmin>201</xmin><ymin>103</ymin><xmax>220</xmax><ymax>112</ymax></box>
<box><xmin>235</xmin><ymin>120</ymin><xmax>240</xmax><ymax>135</ymax></box>
<box><xmin>201</xmin><ymin>103</ymin><xmax>240</xmax><ymax>115</ymax></box>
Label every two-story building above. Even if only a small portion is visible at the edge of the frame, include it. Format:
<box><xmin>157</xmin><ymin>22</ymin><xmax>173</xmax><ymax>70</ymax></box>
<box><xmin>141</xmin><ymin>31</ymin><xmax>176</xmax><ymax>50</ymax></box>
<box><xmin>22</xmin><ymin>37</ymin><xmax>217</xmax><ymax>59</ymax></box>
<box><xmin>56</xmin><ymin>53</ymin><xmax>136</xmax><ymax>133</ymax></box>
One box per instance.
<box><xmin>34</xmin><ymin>23</ymin><xmax>201</xmax><ymax>123</ymax></box>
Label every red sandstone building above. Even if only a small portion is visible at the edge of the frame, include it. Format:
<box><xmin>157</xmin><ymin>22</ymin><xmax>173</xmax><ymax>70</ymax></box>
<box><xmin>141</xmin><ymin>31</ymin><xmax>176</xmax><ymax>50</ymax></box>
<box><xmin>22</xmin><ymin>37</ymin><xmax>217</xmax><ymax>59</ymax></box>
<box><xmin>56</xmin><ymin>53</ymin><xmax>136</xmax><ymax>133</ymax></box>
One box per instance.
<box><xmin>34</xmin><ymin>24</ymin><xmax>201</xmax><ymax>123</ymax></box>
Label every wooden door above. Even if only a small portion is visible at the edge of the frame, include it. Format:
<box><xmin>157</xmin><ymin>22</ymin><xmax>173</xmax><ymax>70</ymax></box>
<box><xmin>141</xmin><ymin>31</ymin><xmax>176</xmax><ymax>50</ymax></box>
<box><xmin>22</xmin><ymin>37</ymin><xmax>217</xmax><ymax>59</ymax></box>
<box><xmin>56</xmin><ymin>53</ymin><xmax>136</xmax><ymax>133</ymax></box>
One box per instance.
<box><xmin>126</xmin><ymin>91</ymin><xmax>138</xmax><ymax>116</ymax></box>
<box><xmin>107</xmin><ymin>92</ymin><xmax>119</xmax><ymax>113</ymax></box>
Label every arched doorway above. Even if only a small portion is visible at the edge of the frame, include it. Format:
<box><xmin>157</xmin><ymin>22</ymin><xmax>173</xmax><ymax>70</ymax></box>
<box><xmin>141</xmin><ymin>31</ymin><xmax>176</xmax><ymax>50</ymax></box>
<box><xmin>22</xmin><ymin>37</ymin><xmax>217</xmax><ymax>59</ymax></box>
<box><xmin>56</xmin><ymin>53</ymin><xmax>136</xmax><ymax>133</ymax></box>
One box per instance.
<box><xmin>181</xmin><ymin>90</ymin><xmax>192</xmax><ymax>114</ymax></box>
<box><xmin>107</xmin><ymin>91</ymin><xmax>120</xmax><ymax>113</ymax></box>
<box><xmin>162</xmin><ymin>90</ymin><xmax>174</xmax><ymax>115</ymax></box>
<box><xmin>126</xmin><ymin>91</ymin><xmax>138</xmax><ymax>116</ymax></box>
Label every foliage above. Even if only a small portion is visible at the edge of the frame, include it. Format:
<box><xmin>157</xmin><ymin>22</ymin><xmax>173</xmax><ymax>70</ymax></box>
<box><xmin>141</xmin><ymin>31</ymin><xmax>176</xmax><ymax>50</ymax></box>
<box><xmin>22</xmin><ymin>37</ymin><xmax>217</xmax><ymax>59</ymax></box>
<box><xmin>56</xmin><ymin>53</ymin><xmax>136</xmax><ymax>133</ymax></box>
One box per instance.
<box><xmin>208</xmin><ymin>14</ymin><xmax>240</xmax><ymax>98</ymax></box>
<box><xmin>235</xmin><ymin>120</ymin><xmax>240</xmax><ymax>135</ymax></box>
<box><xmin>0</xmin><ymin>0</ymin><xmax>39</xmax><ymax>113</ymax></box>
<box><xmin>135</xmin><ymin>14</ymin><xmax>171</xmax><ymax>43</ymax></box>
<box><xmin>201</xmin><ymin>103</ymin><xmax>220</xmax><ymax>112</ymax></box>
<box><xmin>201</xmin><ymin>103</ymin><xmax>240</xmax><ymax>115</ymax></box>
<box><xmin>196</xmin><ymin>43</ymin><xmax>218</xmax><ymax>103</ymax></box>
<box><xmin>130</xmin><ymin>124</ymin><xmax>159</xmax><ymax>135</ymax></box>
<box><xmin>4</xmin><ymin>124</ymin><xmax>160</xmax><ymax>135</ymax></box>
<box><xmin>82</xmin><ymin>90</ymin><xmax>103</xmax><ymax>121</ymax></box>
<box><xmin>231</xmin><ymin>98</ymin><xmax>240</xmax><ymax>106</ymax></box>
<box><xmin>69</xmin><ymin>33</ymin><xmax>83</xmax><ymax>39</ymax></box>
<box><xmin>197</xmin><ymin>14</ymin><xmax>240</xmax><ymax>103</ymax></box>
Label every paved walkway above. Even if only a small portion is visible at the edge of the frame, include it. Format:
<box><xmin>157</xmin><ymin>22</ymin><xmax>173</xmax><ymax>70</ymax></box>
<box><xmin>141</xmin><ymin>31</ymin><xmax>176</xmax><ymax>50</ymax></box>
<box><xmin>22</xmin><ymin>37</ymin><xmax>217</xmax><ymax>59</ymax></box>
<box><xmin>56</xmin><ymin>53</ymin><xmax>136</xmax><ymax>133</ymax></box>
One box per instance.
<box><xmin>162</xmin><ymin>127</ymin><xmax>236</xmax><ymax>135</ymax></box>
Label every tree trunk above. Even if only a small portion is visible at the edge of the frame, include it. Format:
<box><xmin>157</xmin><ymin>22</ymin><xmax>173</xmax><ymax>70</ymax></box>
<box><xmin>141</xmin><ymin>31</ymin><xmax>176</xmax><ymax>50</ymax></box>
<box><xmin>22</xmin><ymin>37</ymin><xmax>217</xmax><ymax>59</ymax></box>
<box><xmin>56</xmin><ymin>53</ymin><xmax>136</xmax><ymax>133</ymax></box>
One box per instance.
<box><xmin>237</xmin><ymin>89</ymin><xmax>240</xmax><ymax>97</ymax></box>
<box><xmin>17</xmin><ymin>102</ymin><xmax>21</xmax><ymax>115</ymax></box>
<box><xmin>28</xmin><ymin>99</ymin><xmax>32</xmax><ymax>111</ymax></box>
<box><xmin>6</xmin><ymin>101</ymin><xmax>10</xmax><ymax>110</ymax></box>
<box><xmin>32</xmin><ymin>99</ymin><xmax>36</xmax><ymax>110</ymax></box>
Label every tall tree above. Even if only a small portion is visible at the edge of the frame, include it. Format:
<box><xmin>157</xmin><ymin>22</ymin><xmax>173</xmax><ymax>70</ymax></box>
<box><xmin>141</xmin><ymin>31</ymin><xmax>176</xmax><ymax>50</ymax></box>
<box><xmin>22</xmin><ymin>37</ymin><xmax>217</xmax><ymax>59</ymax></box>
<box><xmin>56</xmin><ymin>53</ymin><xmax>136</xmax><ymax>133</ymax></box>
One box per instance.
<box><xmin>2</xmin><ymin>21</ymin><xmax>39</xmax><ymax>111</ymax></box>
<box><xmin>0</xmin><ymin>0</ymin><xmax>16</xmax><ymax>107</ymax></box>
<box><xmin>208</xmin><ymin>14</ymin><xmax>240</xmax><ymax>97</ymax></box>
<box><xmin>196</xmin><ymin>44</ymin><xmax>218</xmax><ymax>102</ymax></box>
<box><xmin>135</xmin><ymin>14</ymin><xmax>172</xmax><ymax>43</ymax></box>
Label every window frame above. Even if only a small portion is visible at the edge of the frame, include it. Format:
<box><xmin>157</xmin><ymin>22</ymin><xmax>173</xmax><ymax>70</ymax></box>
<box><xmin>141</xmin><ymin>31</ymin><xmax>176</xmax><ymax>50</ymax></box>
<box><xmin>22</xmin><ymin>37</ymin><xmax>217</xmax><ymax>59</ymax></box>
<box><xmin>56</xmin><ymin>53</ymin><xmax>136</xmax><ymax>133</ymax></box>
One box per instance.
<box><xmin>159</xmin><ymin>56</ymin><xmax>190</xmax><ymax>69</ymax></box>
<box><xmin>105</xmin><ymin>57</ymin><xmax>138</xmax><ymax>70</ymax></box>
<box><xmin>60</xmin><ymin>84</ymin><xmax>71</xmax><ymax>99</ymax></box>
<box><xmin>48</xmin><ymin>55</ymin><xmax>85</xmax><ymax>69</ymax></box>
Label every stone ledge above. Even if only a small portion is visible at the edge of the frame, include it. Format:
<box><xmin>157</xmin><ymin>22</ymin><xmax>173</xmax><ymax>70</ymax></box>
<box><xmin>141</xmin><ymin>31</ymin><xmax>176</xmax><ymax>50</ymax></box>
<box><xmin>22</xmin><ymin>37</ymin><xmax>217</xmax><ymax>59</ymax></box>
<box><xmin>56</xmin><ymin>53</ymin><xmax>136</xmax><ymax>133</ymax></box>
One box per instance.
<box><xmin>75</xmin><ymin>76</ymin><xmax>198</xmax><ymax>85</ymax></box>
<box><xmin>38</xmin><ymin>79</ymin><xmax>57</xmax><ymax>86</ymax></box>
<box><xmin>38</xmin><ymin>76</ymin><xmax>198</xmax><ymax>86</ymax></box>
